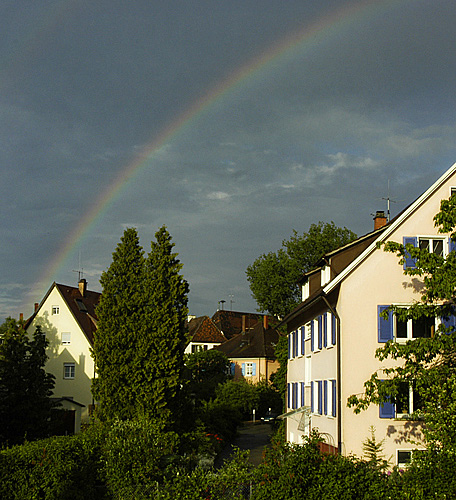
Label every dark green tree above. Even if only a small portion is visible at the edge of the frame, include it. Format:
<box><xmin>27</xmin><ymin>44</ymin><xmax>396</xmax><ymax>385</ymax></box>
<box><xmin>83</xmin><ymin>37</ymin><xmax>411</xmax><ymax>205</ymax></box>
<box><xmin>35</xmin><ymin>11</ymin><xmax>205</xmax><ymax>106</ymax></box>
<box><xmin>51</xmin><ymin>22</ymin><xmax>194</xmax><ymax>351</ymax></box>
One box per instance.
<box><xmin>185</xmin><ymin>349</ymin><xmax>230</xmax><ymax>402</ymax></box>
<box><xmin>92</xmin><ymin>227</ymin><xmax>146</xmax><ymax>420</ymax></box>
<box><xmin>348</xmin><ymin>194</ymin><xmax>456</xmax><ymax>454</ymax></box>
<box><xmin>246</xmin><ymin>221</ymin><xmax>357</xmax><ymax>318</ymax></box>
<box><xmin>141</xmin><ymin>225</ymin><xmax>189</xmax><ymax>428</ymax></box>
<box><xmin>0</xmin><ymin>318</ymin><xmax>55</xmax><ymax>445</ymax></box>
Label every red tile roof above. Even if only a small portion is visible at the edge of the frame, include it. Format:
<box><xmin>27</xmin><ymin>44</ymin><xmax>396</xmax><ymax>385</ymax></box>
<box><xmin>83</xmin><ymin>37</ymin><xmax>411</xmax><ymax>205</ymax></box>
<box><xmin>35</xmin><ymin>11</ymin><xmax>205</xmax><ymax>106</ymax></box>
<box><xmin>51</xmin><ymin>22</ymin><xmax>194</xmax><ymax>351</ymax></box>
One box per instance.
<box><xmin>187</xmin><ymin>316</ymin><xmax>226</xmax><ymax>343</ymax></box>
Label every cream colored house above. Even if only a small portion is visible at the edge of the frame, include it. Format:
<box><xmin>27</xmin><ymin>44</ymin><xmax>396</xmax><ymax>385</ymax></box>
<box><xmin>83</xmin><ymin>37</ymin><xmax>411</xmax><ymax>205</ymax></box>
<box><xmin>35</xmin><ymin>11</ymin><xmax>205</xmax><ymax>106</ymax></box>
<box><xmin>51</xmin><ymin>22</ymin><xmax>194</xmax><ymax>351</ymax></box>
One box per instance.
<box><xmin>282</xmin><ymin>162</ymin><xmax>456</xmax><ymax>467</ymax></box>
<box><xmin>26</xmin><ymin>279</ymin><xmax>100</xmax><ymax>433</ymax></box>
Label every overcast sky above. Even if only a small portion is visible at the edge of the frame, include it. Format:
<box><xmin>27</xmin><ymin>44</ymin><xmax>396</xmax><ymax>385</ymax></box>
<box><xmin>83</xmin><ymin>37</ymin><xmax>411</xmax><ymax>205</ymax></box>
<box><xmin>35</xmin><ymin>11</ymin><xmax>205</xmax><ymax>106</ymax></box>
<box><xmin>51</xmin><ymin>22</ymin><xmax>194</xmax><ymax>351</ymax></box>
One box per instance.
<box><xmin>1</xmin><ymin>0</ymin><xmax>456</xmax><ymax>320</ymax></box>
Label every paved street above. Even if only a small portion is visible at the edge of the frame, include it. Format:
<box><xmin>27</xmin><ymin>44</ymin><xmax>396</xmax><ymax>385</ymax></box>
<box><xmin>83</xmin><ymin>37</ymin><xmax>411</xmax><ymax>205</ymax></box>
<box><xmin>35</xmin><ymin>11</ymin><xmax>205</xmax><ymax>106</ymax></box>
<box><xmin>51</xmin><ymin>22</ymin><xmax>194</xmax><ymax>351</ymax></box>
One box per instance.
<box><xmin>215</xmin><ymin>421</ymin><xmax>274</xmax><ymax>468</ymax></box>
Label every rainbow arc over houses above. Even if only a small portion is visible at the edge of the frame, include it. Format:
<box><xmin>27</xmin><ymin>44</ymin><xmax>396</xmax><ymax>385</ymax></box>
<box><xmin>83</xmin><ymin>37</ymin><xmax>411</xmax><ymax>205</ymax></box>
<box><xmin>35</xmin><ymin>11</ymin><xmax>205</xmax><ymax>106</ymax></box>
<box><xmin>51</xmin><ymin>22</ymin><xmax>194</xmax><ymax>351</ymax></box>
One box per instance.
<box><xmin>34</xmin><ymin>0</ymin><xmax>405</xmax><ymax>301</ymax></box>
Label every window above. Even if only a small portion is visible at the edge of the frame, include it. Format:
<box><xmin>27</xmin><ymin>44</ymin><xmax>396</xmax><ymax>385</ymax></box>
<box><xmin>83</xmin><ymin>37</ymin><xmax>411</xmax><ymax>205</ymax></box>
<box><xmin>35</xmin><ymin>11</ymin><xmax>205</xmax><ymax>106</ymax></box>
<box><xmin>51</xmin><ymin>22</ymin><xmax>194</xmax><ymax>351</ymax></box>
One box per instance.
<box><xmin>304</xmin><ymin>356</ymin><xmax>311</xmax><ymax>386</ymax></box>
<box><xmin>317</xmin><ymin>380</ymin><xmax>323</xmax><ymax>415</ymax></box>
<box><xmin>302</xmin><ymin>280</ymin><xmax>310</xmax><ymax>301</ymax></box>
<box><xmin>61</xmin><ymin>332</ymin><xmax>71</xmax><ymax>345</ymax></box>
<box><xmin>419</xmin><ymin>237</ymin><xmax>444</xmax><ymax>257</ymax></box>
<box><xmin>63</xmin><ymin>363</ymin><xmax>75</xmax><ymax>379</ymax></box>
<box><xmin>395</xmin><ymin>382</ymin><xmax>423</xmax><ymax>417</ymax></box>
<box><xmin>242</xmin><ymin>362</ymin><xmax>256</xmax><ymax>377</ymax></box>
<box><xmin>378</xmin><ymin>305</ymin><xmax>436</xmax><ymax>343</ymax></box>
<box><xmin>52</xmin><ymin>305</ymin><xmax>59</xmax><ymax>315</ymax></box>
<box><xmin>321</xmin><ymin>266</ymin><xmax>331</xmax><ymax>286</ymax></box>
<box><xmin>397</xmin><ymin>450</ymin><xmax>412</xmax><ymax>468</ymax></box>
<box><xmin>331</xmin><ymin>380</ymin><xmax>337</xmax><ymax>417</ymax></box>
<box><xmin>305</xmin><ymin>322</ymin><xmax>312</xmax><ymax>341</ymax></box>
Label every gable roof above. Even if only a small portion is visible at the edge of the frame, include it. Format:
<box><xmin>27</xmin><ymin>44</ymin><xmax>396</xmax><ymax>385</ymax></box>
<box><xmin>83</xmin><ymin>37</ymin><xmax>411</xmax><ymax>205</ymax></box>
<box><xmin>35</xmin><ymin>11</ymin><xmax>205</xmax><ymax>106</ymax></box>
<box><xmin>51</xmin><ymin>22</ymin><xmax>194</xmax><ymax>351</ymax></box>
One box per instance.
<box><xmin>27</xmin><ymin>281</ymin><xmax>100</xmax><ymax>346</ymax></box>
<box><xmin>324</xmin><ymin>161</ymin><xmax>456</xmax><ymax>295</ymax></box>
<box><xmin>214</xmin><ymin>321</ymin><xmax>279</xmax><ymax>359</ymax></box>
<box><xmin>211</xmin><ymin>310</ymin><xmax>272</xmax><ymax>339</ymax></box>
<box><xmin>187</xmin><ymin>316</ymin><xmax>226</xmax><ymax>343</ymax></box>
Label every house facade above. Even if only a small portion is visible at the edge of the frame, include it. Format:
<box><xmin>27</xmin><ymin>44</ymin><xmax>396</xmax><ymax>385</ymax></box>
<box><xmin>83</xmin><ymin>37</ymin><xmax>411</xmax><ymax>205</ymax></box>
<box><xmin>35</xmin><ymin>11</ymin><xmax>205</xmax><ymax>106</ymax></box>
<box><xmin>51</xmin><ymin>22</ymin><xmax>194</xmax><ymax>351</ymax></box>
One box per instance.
<box><xmin>26</xmin><ymin>279</ymin><xmax>100</xmax><ymax>433</ymax></box>
<box><xmin>283</xmin><ymin>162</ymin><xmax>456</xmax><ymax>467</ymax></box>
<box><xmin>214</xmin><ymin>316</ymin><xmax>280</xmax><ymax>383</ymax></box>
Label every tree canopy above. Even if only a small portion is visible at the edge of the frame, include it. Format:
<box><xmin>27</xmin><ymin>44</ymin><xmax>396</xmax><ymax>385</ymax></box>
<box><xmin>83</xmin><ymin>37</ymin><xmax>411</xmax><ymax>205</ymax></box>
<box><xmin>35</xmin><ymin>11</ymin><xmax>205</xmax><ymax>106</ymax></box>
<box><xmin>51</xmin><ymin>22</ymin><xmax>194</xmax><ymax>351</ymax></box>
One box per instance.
<box><xmin>0</xmin><ymin>318</ymin><xmax>55</xmax><ymax>445</ymax></box>
<box><xmin>92</xmin><ymin>226</ymin><xmax>189</xmax><ymax>428</ymax></box>
<box><xmin>347</xmin><ymin>194</ymin><xmax>456</xmax><ymax>452</ymax></box>
<box><xmin>246</xmin><ymin>221</ymin><xmax>357</xmax><ymax>318</ymax></box>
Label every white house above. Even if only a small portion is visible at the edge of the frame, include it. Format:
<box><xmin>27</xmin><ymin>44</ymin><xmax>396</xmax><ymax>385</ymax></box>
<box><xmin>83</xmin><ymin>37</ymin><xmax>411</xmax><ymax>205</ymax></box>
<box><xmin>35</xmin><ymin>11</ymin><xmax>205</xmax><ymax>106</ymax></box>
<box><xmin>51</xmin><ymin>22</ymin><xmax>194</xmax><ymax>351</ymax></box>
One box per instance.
<box><xmin>26</xmin><ymin>279</ymin><xmax>100</xmax><ymax>433</ymax></box>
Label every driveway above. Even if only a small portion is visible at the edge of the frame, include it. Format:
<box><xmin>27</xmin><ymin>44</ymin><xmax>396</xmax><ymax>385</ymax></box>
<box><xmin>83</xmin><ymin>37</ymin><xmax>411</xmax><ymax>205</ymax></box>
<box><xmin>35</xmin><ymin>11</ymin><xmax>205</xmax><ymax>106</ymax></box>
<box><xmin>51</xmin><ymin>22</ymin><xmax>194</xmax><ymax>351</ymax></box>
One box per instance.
<box><xmin>215</xmin><ymin>421</ymin><xmax>274</xmax><ymax>468</ymax></box>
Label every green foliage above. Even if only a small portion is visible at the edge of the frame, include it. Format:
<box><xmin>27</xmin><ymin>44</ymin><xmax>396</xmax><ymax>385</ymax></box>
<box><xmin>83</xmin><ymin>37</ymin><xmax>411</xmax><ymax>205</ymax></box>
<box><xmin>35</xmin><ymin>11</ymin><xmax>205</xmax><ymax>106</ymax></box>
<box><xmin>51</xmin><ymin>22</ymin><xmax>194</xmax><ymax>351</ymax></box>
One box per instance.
<box><xmin>362</xmin><ymin>426</ymin><xmax>389</xmax><ymax>471</ymax></box>
<box><xmin>0</xmin><ymin>432</ymin><xmax>102</xmax><ymax>500</ymax></box>
<box><xmin>103</xmin><ymin>416</ymin><xmax>181</xmax><ymax>497</ymax></box>
<box><xmin>0</xmin><ymin>318</ymin><xmax>55</xmax><ymax>446</ymax></box>
<box><xmin>92</xmin><ymin>226</ymin><xmax>189</xmax><ymax>428</ymax></box>
<box><xmin>348</xmin><ymin>194</ymin><xmax>456</xmax><ymax>455</ymax></box>
<box><xmin>185</xmin><ymin>349</ymin><xmax>230</xmax><ymax>402</ymax></box>
<box><xmin>246</xmin><ymin>222</ymin><xmax>357</xmax><ymax>318</ymax></box>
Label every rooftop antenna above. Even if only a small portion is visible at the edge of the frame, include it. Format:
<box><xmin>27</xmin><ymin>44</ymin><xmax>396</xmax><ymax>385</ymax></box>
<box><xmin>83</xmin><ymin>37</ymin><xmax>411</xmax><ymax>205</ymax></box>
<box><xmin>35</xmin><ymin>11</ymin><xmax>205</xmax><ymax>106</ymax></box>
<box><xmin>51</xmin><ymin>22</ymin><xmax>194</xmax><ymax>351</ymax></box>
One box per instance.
<box><xmin>72</xmin><ymin>250</ymin><xmax>84</xmax><ymax>281</ymax></box>
<box><xmin>229</xmin><ymin>294</ymin><xmax>235</xmax><ymax>311</ymax></box>
<box><xmin>381</xmin><ymin>179</ymin><xmax>397</xmax><ymax>222</ymax></box>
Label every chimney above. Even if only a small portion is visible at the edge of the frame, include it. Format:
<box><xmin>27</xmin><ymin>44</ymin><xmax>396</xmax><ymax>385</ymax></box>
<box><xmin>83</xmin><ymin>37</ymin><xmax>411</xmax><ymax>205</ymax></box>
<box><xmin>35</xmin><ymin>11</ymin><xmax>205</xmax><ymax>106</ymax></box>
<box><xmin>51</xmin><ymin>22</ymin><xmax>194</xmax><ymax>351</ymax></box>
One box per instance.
<box><xmin>20</xmin><ymin>313</ymin><xmax>23</xmax><ymax>322</ymax></box>
<box><xmin>263</xmin><ymin>315</ymin><xmax>269</xmax><ymax>330</ymax></box>
<box><xmin>374</xmin><ymin>210</ymin><xmax>387</xmax><ymax>230</ymax></box>
<box><xmin>34</xmin><ymin>302</ymin><xmax>39</xmax><ymax>312</ymax></box>
<box><xmin>78</xmin><ymin>279</ymin><xmax>87</xmax><ymax>297</ymax></box>
<box><xmin>242</xmin><ymin>315</ymin><xmax>246</xmax><ymax>333</ymax></box>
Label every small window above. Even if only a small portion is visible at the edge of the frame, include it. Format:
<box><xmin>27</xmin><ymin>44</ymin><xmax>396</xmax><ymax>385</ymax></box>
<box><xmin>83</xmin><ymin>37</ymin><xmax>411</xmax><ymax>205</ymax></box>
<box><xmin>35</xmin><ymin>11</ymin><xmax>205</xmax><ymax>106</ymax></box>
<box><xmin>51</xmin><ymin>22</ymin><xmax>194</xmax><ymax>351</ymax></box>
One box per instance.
<box><xmin>397</xmin><ymin>450</ymin><xmax>412</xmax><ymax>468</ymax></box>
<box><xmin>61</xmin><ymin>332</ymin><xmax>71</xmax><ymax>345</ymax></box>
<box><xmin>450</xmin><ymin>187</ymin><xmax>456</xmax><ymax>198</ymax></box>
<box><xmin>63</xmin><ymin>363</ymin><xmax>75</xmax><ymax>379</ymax></box>
<box><xmin>245</xmin><ymin>362</ymin><xmax>254</xmax><ymax>376</ymax></box>
<box><xmin>419</xmin><ymin>237</ymin><xmax>444</xmax><ymax>257</ymax></box>
<box><xmin>52</xmin><ymin>306</ymin><xmax>59</xmax><ymax>315</ymax></box>
<box><xmin>395</xmin><ymin>314</ymin><xmax>435</xmax><ymax>341</ymax></box>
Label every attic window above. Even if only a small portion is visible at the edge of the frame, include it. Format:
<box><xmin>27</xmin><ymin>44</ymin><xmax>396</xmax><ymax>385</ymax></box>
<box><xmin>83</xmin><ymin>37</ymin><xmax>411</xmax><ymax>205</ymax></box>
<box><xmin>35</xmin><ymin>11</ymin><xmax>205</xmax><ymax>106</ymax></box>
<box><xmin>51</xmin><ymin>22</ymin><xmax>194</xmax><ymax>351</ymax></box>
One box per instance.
<box><xmin>52</xmin><ymin>306</ymin><xmax>59</xmax><ymax>315</ymax></box>
<box><xmin>75</xmin><ymin>299</ymin><xmax>88</xmax><ymax>312</ymax></box>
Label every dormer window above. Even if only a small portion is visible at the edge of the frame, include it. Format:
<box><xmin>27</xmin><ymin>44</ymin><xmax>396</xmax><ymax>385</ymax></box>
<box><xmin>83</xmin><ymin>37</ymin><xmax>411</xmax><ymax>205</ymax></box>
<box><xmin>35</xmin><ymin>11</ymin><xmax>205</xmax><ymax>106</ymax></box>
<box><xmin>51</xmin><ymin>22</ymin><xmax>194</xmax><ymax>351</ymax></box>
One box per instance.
<box><xmin>321</xmin><ymin>266</ymin><xmax>331</xmax><ymax>286</ymax></box>
<box><xmin>302</xmin><ymin>281</ymin><xmax>310</xmax><ymax>301</ymax></box>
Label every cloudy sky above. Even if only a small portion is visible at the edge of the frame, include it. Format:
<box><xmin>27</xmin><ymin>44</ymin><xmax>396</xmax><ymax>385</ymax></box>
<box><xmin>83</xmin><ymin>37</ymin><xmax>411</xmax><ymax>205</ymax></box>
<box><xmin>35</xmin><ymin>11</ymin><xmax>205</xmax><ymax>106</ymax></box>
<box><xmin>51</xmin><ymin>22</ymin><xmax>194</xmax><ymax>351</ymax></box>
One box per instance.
<box><xmin>1</xmin><ymin>0</ymin><xmax>455</xmax><ymax>320</ymax></box>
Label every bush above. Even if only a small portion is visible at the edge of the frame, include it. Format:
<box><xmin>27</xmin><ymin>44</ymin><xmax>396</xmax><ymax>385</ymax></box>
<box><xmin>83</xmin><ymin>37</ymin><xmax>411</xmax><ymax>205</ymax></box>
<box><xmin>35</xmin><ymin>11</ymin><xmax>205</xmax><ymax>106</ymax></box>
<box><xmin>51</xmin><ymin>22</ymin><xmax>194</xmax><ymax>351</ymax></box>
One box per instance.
<box><xmin>0</xmin><ymin>432</ymin><xmax>102</xmax><ymax>500</ymax></box>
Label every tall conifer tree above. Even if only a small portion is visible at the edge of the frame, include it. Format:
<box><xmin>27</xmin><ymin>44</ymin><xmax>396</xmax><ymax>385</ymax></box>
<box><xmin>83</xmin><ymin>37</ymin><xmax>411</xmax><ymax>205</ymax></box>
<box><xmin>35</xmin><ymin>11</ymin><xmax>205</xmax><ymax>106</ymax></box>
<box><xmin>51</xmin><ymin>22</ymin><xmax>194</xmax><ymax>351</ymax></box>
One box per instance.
<box><xmin>92</xmin><ymin>227</ymin><xmax>145</xmax><ymax>420</ymax></box>
<box><xmin>141</xmin><ymin>226</ymin><xmax>189</xmax><ymax>427</ymax></box>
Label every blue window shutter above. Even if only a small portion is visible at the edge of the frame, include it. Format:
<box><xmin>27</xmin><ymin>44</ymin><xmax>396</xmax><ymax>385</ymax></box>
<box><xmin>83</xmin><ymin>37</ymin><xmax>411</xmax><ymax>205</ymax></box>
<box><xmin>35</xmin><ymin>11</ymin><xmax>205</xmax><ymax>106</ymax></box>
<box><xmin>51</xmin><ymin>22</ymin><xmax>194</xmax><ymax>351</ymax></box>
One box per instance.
<box><xmin>332</xmin><ymin>380</ymin><xmax>337</xmax><ymax>417</ymax></box>
<box><xmin>311</xmin><ymin>321</ymin><xmax>314</xmax><ymax>352</ymax></box>
<box><xmin>301</xmin><ymin>382</ymin><xmax>305</xmax><ymax>408</ymax></box>
<box><xmin>332</xmin><ymin>313</ymin><xmax>337</xmax><ymax>345</ymax></box>
<box><xmin>294</xmin><ymin>331</ymin><xmax>298</xmax><ymax>357</ymax></box>
<box><xmin>301</xmin><ymin>327</ymin><xmax>305</xmax><ymax>355</ymax></box>
<box><xmin>378</xmin><ymin>305</ymin><xmax>393</xmax><ymax>342</ymax></box>
<box><xmin>450</xmin><ymin>237</ymin><xmax>456</xmax><ymax>253</ymax></box>
<box><xmin>318</xmin><ymin>316</ymin><xmax>323</xmax><ymax>350</ymax></box>
<box><xmin>318</xmin><ymin>381</ymin><xmax>323</xmax><ymax>415</ymax></box>
<box><xmin>403</xmin><ymin>237</ymin><xmax>417</xmax><ymax>269</ymax></box>
<box><xmin>441</xmin><ymin>312</ymin><xmax>456</xmax><ymax>334</ymax></box>
<box><xmin>294</xmin><ymin>383</ymin><xmax>298</xmax><ymax>409</ymax></box>
<box><xmin>323</xmin><ymin>314</ymin><xmax>328</xmax><ymax>348</ymax></box>
<box><xmin>323</xmin><ymin>380</ymin><xmax>328</xmax><ymax>415</ymax></box>
<box><xmin>379</xmin><ymin>398</ymin><xmax>395</xmax><ymax>419</ymax></box>
<box><xmin>252</xmin><ymin>363</ymin><xmax>256</xmax><ymax>376</ymax></box>
<box><xmin>311</xmin><ymin>382</ymin><xmax>314</xmax><ymax>412</ymax></box>
<box><xmin>287</xmin><ymin>383</ymin><xmax>291</xmax><ymax>409</ymax></box>
<box><xmin>230</xmin><ymin>362</ymin><xmax>235</xmax><ymax>376</ymax></box>
<box><xmin>241</xmin><ymin>363</ymin><xmax>245</xmax><ymax>376</ymax></box>
<box><xmin>288</xmin><ymin>334</ymin><xmax>291</xmax><ymax>359</ymax></box>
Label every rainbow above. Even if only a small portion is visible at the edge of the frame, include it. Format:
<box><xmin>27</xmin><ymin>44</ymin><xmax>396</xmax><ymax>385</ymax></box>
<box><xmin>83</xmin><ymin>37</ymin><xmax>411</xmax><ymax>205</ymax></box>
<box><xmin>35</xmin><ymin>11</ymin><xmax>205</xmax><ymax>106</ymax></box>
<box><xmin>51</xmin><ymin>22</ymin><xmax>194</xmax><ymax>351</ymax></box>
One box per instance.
<box><xmin>31</xmin><ymin>0</ymin><xmax>405</xmax><ymax>304</ymax></box>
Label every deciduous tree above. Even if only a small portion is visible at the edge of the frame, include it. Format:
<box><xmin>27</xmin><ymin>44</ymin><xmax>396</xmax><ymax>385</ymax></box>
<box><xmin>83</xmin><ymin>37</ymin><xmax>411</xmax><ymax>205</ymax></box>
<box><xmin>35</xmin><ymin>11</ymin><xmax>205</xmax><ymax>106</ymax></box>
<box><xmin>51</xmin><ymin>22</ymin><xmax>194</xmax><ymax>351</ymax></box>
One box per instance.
<box><xmin>246</xmin><ymin>222</ymin><xmax>357</xmax><ymax>318</ymax></box>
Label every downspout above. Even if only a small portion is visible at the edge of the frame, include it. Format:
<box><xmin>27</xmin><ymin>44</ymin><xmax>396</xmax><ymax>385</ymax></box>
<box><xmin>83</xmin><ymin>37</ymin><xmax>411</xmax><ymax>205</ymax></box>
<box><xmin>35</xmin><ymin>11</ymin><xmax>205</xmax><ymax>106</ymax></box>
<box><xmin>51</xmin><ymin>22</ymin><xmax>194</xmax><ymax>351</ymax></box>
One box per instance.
<box><xmin>322</xmin><ymin>295</ymin><xmax>342</xmax><ymax>455</ymax></box>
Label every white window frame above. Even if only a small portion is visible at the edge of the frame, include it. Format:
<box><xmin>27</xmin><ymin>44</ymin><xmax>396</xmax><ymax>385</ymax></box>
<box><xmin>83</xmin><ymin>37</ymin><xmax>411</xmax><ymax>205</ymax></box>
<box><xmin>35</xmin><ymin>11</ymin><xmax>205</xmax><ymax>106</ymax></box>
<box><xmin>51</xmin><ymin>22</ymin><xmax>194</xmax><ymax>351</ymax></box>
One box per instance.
<box><xmin>417</xmin><ymin>236</ymin><xmax>446</xmax><ymax>257</ymax></box>
<box><xmin>302</xmin><ymin>280</ymin><xmax>310</xmax><ymax>301</ymax></box>
<box><xmin>52</xmin><ymin>305</ymin><xmax>59</xmax><ymax>315</ymax></box>
<box><xmin>63</xmin><ymin>362</ymin><xmax>75</xmax><ymax>379</ymax></box>
<box><xmin>245</xmin><ymin>362</ymin><xmax>254</xmax><ymax>376</ymax></box>
<box><xmin>393</xmin><ymin>306</ymin><xmax>437</xmax><ymax>342</ymax></box>
<box><xmin>305</xmin><ymin>322</ymin><xmax>312</xmax><ymax>341</ymax></box>
<box><xmin>61</xmin><ymin>332</ymin><xmax>71</xmax><ymax>345</ymax></box>
<box><xmin>395</xmin><ymin>382</ymin><xmax>422</xmax><ymax>418</ymax></box>
<box><xmin>304</xmin><ymin>355</ymin><xmax>311</xmax><ymax>386</ymax></box>
<box><xmin>321</xmin><ymin>266</ymin><xmax>331</xmax><ymax>286</ymax></box>
<box><xmin>397</xmin><ymin>449</ymin><xmax>413</xmax><ymax>468</ymax></box>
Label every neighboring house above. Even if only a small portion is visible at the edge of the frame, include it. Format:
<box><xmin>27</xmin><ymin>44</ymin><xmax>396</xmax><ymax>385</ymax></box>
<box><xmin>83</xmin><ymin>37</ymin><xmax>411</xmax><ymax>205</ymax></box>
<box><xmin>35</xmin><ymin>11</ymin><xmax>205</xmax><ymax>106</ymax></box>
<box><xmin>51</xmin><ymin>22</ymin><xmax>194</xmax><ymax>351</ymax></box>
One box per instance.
<box><xmin>212</xmin><ymin>310</ymin><xmax>271</xmax><ymax>340</ymax></box>
<box><xmin>281</xmin><ymin>162</ymin><xmax>456</xmax><ymax>467</ymax></box>
<box><xmin>214</xmin><ymin>316</ymin><xmax>280</xmax><ymax>382</ymax></box>
<box><xmin>26</xmin><ymin>279</ymin><xmax>100</xmax><ymax>434</ymax></box>
<box><xmin>185</xmin><ymin>315</ymin><xmax>227</xmax><ymax>354</ymax></box>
